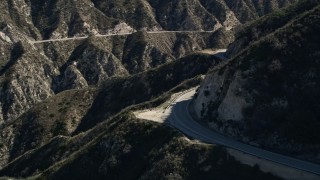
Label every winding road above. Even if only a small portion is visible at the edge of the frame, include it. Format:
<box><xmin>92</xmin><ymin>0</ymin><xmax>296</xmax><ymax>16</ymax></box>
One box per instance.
<box><xmin>34</xmin><ymin>28</ymin><xmax>320</xmax><ymax>175</ymax></box>
<box><xmin>29</xmin><ymin>30</ymin><xmax>214</xmax><ymax>44</ymax></box>
<box><xmin>167</xmin><ymin>90</ymin><xmax>320</xmax><ymax>176</ymax></box>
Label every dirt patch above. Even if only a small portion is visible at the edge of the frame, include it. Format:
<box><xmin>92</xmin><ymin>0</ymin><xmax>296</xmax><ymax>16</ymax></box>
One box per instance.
<box><xmin>134</xmin><ymin>108</ymin><xmax>168</xmax><ymax>123</ymax></box>
<box><xmin>228</xmin><ymin>149</ymin><xmax>320</xmax><ymax>180</ymax></box>
<box><xmin>133</xmin><ymin>88</ymin><xmax>197</xmax><ymax>123</ymax></box>
<box><xmin>196</xmin><ymin>49</ymin><xmax>227</xmax><ymax>55</ymax></box>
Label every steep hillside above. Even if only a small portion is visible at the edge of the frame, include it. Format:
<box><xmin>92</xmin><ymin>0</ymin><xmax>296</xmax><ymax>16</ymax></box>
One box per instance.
<box><xmin>194</xmin><ymin>2</ymin><xmax>320</xmax><ymax>159</ymax></box>
<box><xmin>0</xmin><ymin>53</ymin><xmax>220</xmax><ymax>169</ymax></box>
<box><xmin>0</xmin><ymin>53</ymin><xmax>280</xmax><ymax>179</ymax></box>
<box><xmin>221</xmin><ymin>0</ymin><xmax>297</xmax><ymax>23</ymax></box>
<box><xmin>0</xmin><ymin>112</ymin><xmax>281</xmax><ymax>180</ymax></box>
<box><xmin>0</xmin><ymin>29</ymin><xmax>228</xmax><ymax>125</ymax></box>
<box><xmin>0</xmin><ymin>0</ymin><xmax>301</xmax><ymax>179</ymax></box>
<box><xmin>29</xmin><ymin>0</ymin><xmax>297</xmax><ymax>39</ymax></box>
<box><xmin>227</xmin><ymin>0</ymin><xmax>320</xmax><ymax>57</ymax></box>
<box><xmin>0</xmin><ymin>0</ymin><xmax>296</xmax><ymax>125</ymax></box>
<box><xmin>1</xmin><ymin>0</ymin><xmax>297</xmax><ymax>40</ymax></box>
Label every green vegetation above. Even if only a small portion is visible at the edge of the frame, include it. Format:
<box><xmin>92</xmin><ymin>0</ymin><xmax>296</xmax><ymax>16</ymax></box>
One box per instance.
<box><xmin>75</xmin><ymin>52</ymin><xmax>220</xmax><ymax>132</ymax></box>
<box><xmin>0</xmin><ymin>0</ymin><xmax>301</xmax><ymax>178</ymax></box>
<box><xmin>228</xmin><ymin>0</ymin><xmax>320</xmax><ymax>57</ymax></box>
<box><xmin>0</xmin><ymin>51</ymin><xmax>219</xmax><ymax>178</ymax></box>
<box><xmin>0</xmin><ymin>48</ymin><xmax>280</xmax><ymax>179</ymax></box>
<box><xmin>240</xmin><ymin>5</ymin><xmax>320</xmax><ymax>144</ymax></box>
<box><xmin>0</xmin><ymin>140</ymin><xmax>3</xmax><ymax>149</ymax></box>
<box><xmin>0</xmin><ymin>88</ymin><xmax>97</xmax><ymax>164</ymax></box>
<box><xmin>201</xmin><ymin>2</ymin><xmax>320</xmax><ymax>155</ymax></box>
<box><xmin>33</xmin><ymin>114</ymin><xmax>280</xmax><ymax>180</ymax></box>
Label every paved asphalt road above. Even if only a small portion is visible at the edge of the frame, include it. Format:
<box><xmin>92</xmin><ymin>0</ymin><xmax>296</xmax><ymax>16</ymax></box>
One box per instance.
<box><xmin>32</xmin><ymin>30</ymin><xmax>320</xmax><ymax>175</ymax></box>
<box><xmin>167</xmin><ymin>90</ymin><xmax>320</xmax><ymax>176</ymax></box>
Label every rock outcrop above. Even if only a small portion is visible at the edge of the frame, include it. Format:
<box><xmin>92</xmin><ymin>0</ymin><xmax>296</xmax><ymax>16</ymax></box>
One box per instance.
<box><xmin>0</xmin><ymin>0</ymin><xmax>296</xmax><ymax>124</ymax></box>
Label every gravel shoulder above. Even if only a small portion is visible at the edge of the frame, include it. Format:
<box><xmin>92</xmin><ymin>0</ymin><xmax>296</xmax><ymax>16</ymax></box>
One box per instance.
<box><xmin>134</xmin><ymin>88</ymin><xmax>320</xmax><ymax>180</ymax></box>
<box><xmin>228</xmin><ymin>149</ymin><xmax>320</xmax><ymax>180</ymax></box>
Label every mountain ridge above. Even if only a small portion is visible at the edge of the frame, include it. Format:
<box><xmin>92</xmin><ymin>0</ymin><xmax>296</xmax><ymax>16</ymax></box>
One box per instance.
<box><xmin>1</xmin><ymin>0</ymin><xmax>312</xmax><ymax>179</ymax></box>
<box><xmin>194</xmin><ymin>1</ymin><xmax>320</xmax><ymax>162</ymax></box>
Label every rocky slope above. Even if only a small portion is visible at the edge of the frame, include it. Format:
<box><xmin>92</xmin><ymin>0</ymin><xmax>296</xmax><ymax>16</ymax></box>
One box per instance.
<box><xmin>0</xmin><ymin>55</ymin><xmax>280</xmax><ymax>179</ymax></box>
<box><xmin>226</xmin><ymin>0</ymin><xmax>320</xmax><ymax>57</ymax></box>
<box><xmin>0</xmin><ymin>0</ymin><xmax>296</xmax><ymax>125</ymax></box>
<box><xmin>0</xmin><ymin>0</ymin><xmax>300</xmax><ymax>179</ymax></box>
<box><xmin>27</xmin><ymin>0</ymin><xmax>298</xmax><ymax>39</ymax></box>
<box><xmin>0</xmin><ymin>113</ymin><xmax>281</xmax><ymax>180</ymax></box>
<box><xmin>194</xmin><ymin>0</ymin><xmax>320</xmax><ymax>159</ymax></box>
<box><xmin>0</xmin><ymin>53</ymin><xmax>220</xmax><ymax>170</ymax></box>
<box><xmin>0</xmin><ymin>27</ymin><xmax>227</xmax><ymax>125</ymax></box>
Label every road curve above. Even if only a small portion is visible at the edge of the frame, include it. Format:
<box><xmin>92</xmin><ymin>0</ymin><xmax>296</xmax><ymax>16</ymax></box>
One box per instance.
<box><xmin>167</xmin><ymin>90</ymin><xmax>320</xmax><ymax>176</ymax></box>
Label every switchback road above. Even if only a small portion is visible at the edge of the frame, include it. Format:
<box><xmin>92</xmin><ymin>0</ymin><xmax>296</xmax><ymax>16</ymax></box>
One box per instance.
<box><xmin>167</xmin><ymin>90</ymin><xmax>320</xmax><ymax>176</ymax></box>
